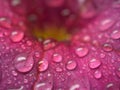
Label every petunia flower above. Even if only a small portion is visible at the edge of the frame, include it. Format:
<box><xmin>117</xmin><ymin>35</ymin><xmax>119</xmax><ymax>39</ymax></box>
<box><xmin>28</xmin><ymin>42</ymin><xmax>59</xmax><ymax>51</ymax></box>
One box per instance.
<box><xmin>0</xmin><ymin>0</ymin><xmax>120</xmax><ymax>90</ymax></box>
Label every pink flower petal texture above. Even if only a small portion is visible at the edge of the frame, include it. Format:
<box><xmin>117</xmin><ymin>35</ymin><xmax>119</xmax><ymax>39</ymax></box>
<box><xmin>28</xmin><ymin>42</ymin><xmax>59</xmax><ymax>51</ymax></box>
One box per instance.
<box><xmin>0</xmin><ymin>0</ymin><xmax>120</xmax><ymax>90</ymax></box>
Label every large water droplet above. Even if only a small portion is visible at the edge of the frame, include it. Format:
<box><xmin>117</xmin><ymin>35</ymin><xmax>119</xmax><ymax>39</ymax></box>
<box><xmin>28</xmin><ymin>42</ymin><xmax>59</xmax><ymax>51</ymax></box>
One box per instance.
<box><xmin>75</xmin><ymin>47</ymin><xmax>89</xmax><ymax>57</ymax></box>
<box><xmin>10</xmin><ymin>31</ymin><xmax>24</xmax><ymax>42</ymax></box>
<box><xmin>53</xmin><ymin>53</ymin><xmax>62</xmax><ymax>63</ymax></box>
<box><xmin>94</xmin><ymin>70</ymin><xmax>102</xmax><ymax>79</ymax></box>
<box><xmin>89</xmin><ymin>58</ymin><xmax>101</xmax><ymax>69</ymax></box>
<box><xmin>99</xmin><ymin>19</ymin><xmax>115</xmax><ymax>31</ymax></box>
<box><xmin>106</xmin><ymin>83</ymin><xmax>114</xmax><ymax>89</ymax></box>
<box><xmin>38</xmin><ymin>59</ymin><xmax>48</xmax><ymax>72</ymax></box>
<box><xmin>14</xmin><ymin>53</ymin><xmax>34</xmax><ymax>73</ymax></box>
<box><xmin>111</xmin><ymin>30</ymin><xmax>120</xmax><ymax>40</ymax></box>
<box><xmin>103</xmin><ymin>43</ymin><xmax>113</xmax><ymax>52</ymax></box>
<box><xmin>66</xmin><ymin>60</ymin><xmax>77</xmax><ymax>70</ymax></box>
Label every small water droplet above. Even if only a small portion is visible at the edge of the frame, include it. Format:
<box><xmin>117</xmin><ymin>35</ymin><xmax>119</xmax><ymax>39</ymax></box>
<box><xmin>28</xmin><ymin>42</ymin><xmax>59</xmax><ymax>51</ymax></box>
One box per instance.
<box><xmin>111</xmin><ymin>30</ymin><xmax>120</xmax><ymax>40</ymax></box>
<box><xmin>11</xmin><ymin>0</ymin><xmax>21</xmax><ymax>6</ymax></box>
<box><xmin>94</xmin><ymin>70</ymin><xmax>102</xmax><ymax>79</ymax></box>
<box><xmin>115</xmin><ymin>68</ymin><xmax>120</xmax><ymax>78</ymax></box>
<box><xmin>89</xmin><ymin>58</ymin><xmax>101</xmax><ymax>69</ymax></box>
<box><xmin>103</xmin><ymin>43</ymin><xmax>113</xmax><ymax>52</ymax></box>
<box><xmin>7</xmin><ymin>79</ymin><xmax>12</xmax><ymax>84</ymax></box>
<box><xmin>38</xmin><ymin>59</ymin><xmax>48</xmax><ymax>72</ymax></box>
<box><xmin>35</xmin><ymin>52</ymin><xmax>40</xmax><ymax>58</ymax></box>
<box><xmin>24</xmin><ymin>79</ymin><xmax>28</xmax><ymax>84</ymax></box>
<box><xmin>26</xmin><ymin>40</ymin><xmax>32</xmax><ymax>46</ymax></box>
<box><xmin>45</xmin><ymin>0</ymin><xmax>64</xmax><ymax>7</ymax></box>
<box><xmin>99</xmin><ymin>19</ymin><xmax>115</xmax><ymax>31</ymax></box>
<box><xmin>43</xmin><ymin>39</ymin><xmax>56</xmax><ymax>50</ymax></box>
<box><xmin>10</xmin><ymin>31</ymin><xmax>24</xmax><ymax>42</ymax></box>
<box><xmin>75</xmin><ymin>47</ymin><xmax>89</xmax><ymax>57</ymax></box>
<box><xmin>100</xmin><ymin>53</ymin><xmax>105</xmax><ymax>58</ymax></box>
<box><xmin>56</xmin><ymin>67</ymin><xmax>62</xmax><ymax>72</ymax></box>
<box><xmin>12</xmin><ymin>70</ymin><xmax>18</xmax><ymax>76</ymax></box>
<box><xmin>0</xmin><ymin>17</ymin><xmax>11</xmax><ymax>29</ymax></box>
<box><xmin>53</xmin><ymin>53</ymin><xmax>62</xmax><ymax>63</ymax></box>
<box><xmin>14</xmin><ymin>53</ymin><xmax>34</xmax><ymax>73</ymax></box>
<box><xmin>61</xmin><ymin>9</ymin><xmax>70</xmax><ymax>16</ymax></box>
<box><xmin>66</xmin><ymin>60</ymin><xmax>77</xmax><ymax>70</ymax></box>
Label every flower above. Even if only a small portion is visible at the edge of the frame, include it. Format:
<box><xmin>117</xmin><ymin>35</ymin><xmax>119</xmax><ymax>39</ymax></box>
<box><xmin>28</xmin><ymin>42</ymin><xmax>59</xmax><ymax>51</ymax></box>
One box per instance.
<box><xmin>0</xmin><ymin>0</ymin><xmax>120</xmax><ymax>90</ymax></box>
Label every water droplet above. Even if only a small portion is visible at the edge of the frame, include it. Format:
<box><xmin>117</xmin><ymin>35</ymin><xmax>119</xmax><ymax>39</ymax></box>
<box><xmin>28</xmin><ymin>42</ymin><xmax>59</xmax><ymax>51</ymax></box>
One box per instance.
<box><xmin>26</xmin><ymin>40</ymin><xmax>32</xmax><ymax>46</ymax></box>
<box><xmin>10</xmin><ymin>31</ymin><xmax>24</xmax><ymax>42</ymax></box>
<box><xmin>43</xmin><ymin>39</ymin><xmax>56</xmax><ymax>50</ymax></box>
<box><xmin>14</xmin><ymin>53</ymin><xmax>34</xmax><ymax>73</ymax></box>
<box><xmin>35</xmin><ymin>52</ymin><xmax>40</xmax><ymax>58</ymax></box>
<box><xmin>99</xmin><ymin>19</ymin><xmax>115</xmax><ymax>31</ymax></box>
<box><xmin>75</xmin><ymin>47</ymin><xmax>89</xmax><ymax>57</ymax></box>
<box><xmin>56</xmin><ymin>67</ymin><xmax>62</xmax><ymax>72</ymax></box>
<box><xmin>61</xmin><ymin>9</ymin><xmax>70</xmax><ymax>16</ymax></box>
<box><xmin>66</xmin><ymin>60</ymin><xmax>77</xmax><ymax>70</ymax></box>
<box><xmin>24</xmin><ymin>79</ymin><xmax>28</xmax><ymax>84</ymax></box>
<box><xmin>106</xmin><ymin>83</ymin><xmax>114</xmax><ymax>89</ymax></box>
<box><xmin>38</xmin><ymin>59</ymin><xmax>48</xmax><ymax>72</ymax></box>
<box><xmin>0</xmin><ymin>69</ymin><xmax>2</xmax><ymax>82</ymax></box>
<box><xmin>103</xmin><ymin>43</ymin><xmax>113</xmax><ymax>52</ymax></box>
<box><xmin>53</xmin><ymin>53</ymin><xmax>62</xmax><ymax>63</ymax></box>
<box><xmin>45</xmin><ymin>0</ymin><xmax>64</xmax><ymax>7</ymax></box>
<box><xmin>9</xmin><ymin>86</ymin><xmax>24</xmax><ymax>90</ymax></box>
<box><xmin>7</xmin><ymin>79</ymin><xmax>12</xmax><ymax>84</ymax></box>
<box><xmin>111</xmin><ymin>30</ymin><xmax>120</xmax><ymax>40</ymax></box>
<box><xmin>12</xmin><ymin>70</ymin><xmax>18</xmax><ymax>76</ymax></box>
<box><xmin>70</xmin><ymin>84</ymin><xmax>80</xmax><ymax>90</ymax></box>
<box><xmin>100</xmin><ymin>53</ymin><xmax>105</xmax><ymax>58</ymax></box>
<box><xmin>0</xmin><ymin>17</ymin><xmax>11</xmax><ymax>29</ymax></box>
<box><xmin>89</xmin><ymin>58</ymin><xmax>101</xmax><ymax>69</ymax></box>
<box><xmin>94</xmin><ymin>70</ymin><xmax>102</xmax><ymax>79</ymax></box>
<box><xmin>11</xmin><ymin>0</ymin><xmax>21</xmax><ymax>6</ymax></box>
<box><xmin>115</xmin><ymin>68</ymin><xmax>120</xmax><ymax>78</ymax></box>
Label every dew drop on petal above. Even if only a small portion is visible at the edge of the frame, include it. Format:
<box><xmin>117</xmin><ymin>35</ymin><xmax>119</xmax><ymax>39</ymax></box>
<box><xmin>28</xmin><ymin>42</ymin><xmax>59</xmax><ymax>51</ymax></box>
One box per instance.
<box><xmin>45</xmin><ymin>0</ymin><xmax>64</xmax><ymax>7</ymax></box>
<box><xmin>75</xmin><ymin>47</ymin><xmax>89</xmax><ymax>57</ymax></box>
<box><xmin>38</xmin><ymin>60</ymin><xmax>48</xmax><ymax>72</ymax></box>
<box><xmin>0</xmin><ymin>17</ymin><xmax>11</xmax><ymax>29</ymax></box>
<box><xmin>56</xmin><ymin>67</ymin><xmax>63</xmax><ymax>72</ymax></box>
<box><xmin>43</xmin><ymin>39</ymin><xmax>56</xmax><ymax>50</ymax></box>
<box><xmin>35</xmin><ymin>52</ymin><xmax>40</xmax><ymax>58</ymax></box>
<box><xmin>26</xmin><ymin>40</ymin><xmax>32</xmax><ymax>46</ymax></box>
<box><xmin>106</xmin><ymin>83</ymin><xmax>114</xmax><ymax>89</ymax></box>
<box><xmin>99</xmin><ymin>19</ymin><xmax>115</xmax><ymax>31</ymax></box>
<box><xmin>10</xmin><ymin>31</ymin><xmax>24</xmax><ymax>42</ymax></box>
<box><xmin>53</xmin><ymin>53</ymin><xmax>62</xmax><ymax>63</ymax></box>
<box><xmin>12</xmin><ymin>70</ymin><xmax>18</xmax><ymax>76</ymax></box>
<box><xmin>103</xmin><ymin>43</ymin><xmax>113</xmax><ymax>52</ymax></box>
<box><xmin>89</xmin><ymin>58</ymin><xmax>101</xmax><ymax>69</ymax></box>
<box><xmin>24</xmin><ymin>79</ymin><xmax>28</xmax><ymax>84</ymax></box>
<box><xmin>94</xmin><ymin>70</ymin><xmax>102</xmax><ymax>79</ymax></box>
<box><xmin>115</xmin><ymin>68</ymin><xmax>120</xmax><ymax>78</ymax></box>
<box><xmin>14</xmin><ymin>53</ymin><xmax>34</xmax><ymax>73</ymax></box>
<box><xmin>66</xmin><ymin>60</ymin><xmax>77</xmax><ymax>70</ymax></box>
<box><xmin>111</xmin><ymin>30</ymin><xmax>120</xmax><ymax>40</ymax></box>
